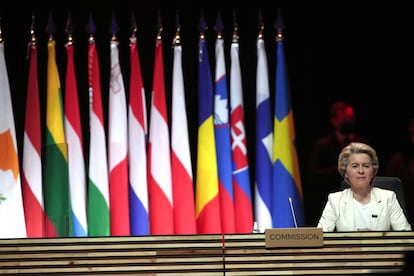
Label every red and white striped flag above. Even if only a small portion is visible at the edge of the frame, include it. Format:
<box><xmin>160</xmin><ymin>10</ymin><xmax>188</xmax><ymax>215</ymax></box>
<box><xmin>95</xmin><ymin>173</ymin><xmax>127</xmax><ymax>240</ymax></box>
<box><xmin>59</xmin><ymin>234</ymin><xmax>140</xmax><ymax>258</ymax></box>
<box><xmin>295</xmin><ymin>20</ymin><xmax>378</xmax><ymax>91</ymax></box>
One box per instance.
<box><xmin>22</xmin><ymin>41</ymin><xmax>44</xmax><ymax>237</ymax></box>
<box><xmin>171</xmin><ymin>39</ymin><xmax>196</xmax><ymax>234</ymax></box>
<box><xmin>148</xmin><ymin>38</ymin><xmax>174</xmax><ymax>234</ymax></box>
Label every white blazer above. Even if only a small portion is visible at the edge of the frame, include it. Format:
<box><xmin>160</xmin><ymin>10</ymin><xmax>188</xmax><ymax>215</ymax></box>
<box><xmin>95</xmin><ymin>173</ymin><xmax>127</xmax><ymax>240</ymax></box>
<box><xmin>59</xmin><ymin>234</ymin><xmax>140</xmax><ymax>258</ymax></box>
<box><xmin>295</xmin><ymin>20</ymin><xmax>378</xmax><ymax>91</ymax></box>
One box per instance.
<box><xmin>317</xmin><ymin>187</ymin><xmax>412</xmax><ymax>232</ymax></box>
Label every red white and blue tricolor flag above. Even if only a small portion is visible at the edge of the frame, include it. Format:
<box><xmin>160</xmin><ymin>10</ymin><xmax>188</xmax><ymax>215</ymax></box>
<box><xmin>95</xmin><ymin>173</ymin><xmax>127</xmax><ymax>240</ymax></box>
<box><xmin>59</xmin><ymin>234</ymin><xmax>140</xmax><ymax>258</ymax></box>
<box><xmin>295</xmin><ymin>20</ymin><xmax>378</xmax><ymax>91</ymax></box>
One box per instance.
<box><xmin>128</xmin><ymin>31</ymin><xmax>149</xmax><ymax>235</ymax></box>
<box><xmin>64</xmin><ymin>38</ymin><xmax>88</xmax><ymax>236</ymax></box>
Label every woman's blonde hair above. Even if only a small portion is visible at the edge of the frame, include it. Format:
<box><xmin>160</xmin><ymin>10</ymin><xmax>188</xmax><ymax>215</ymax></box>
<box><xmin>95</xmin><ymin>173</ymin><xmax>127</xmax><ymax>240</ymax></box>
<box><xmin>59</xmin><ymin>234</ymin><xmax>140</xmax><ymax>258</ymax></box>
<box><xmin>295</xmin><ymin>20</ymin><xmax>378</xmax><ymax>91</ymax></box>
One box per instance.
<box><xmin>338</xmin><ymin>142</ymin><xmax>379</xmax><ymax>177</ymax></box>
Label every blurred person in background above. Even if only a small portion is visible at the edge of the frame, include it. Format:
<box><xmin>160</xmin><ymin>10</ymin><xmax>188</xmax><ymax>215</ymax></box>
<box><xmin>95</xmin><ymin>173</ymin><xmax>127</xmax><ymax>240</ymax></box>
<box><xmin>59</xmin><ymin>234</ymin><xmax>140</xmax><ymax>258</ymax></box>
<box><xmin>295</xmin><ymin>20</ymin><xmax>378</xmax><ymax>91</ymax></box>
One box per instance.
<box><xmin>305</xmin><ymin>101</ymin><xmax>370</xmax><ymax>226</ymax></box>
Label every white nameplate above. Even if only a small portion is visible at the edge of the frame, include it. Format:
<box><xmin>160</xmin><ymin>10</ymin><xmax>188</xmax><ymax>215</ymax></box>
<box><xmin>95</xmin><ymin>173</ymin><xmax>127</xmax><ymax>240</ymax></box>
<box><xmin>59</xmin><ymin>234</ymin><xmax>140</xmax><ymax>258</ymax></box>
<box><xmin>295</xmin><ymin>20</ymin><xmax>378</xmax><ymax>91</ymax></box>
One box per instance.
<box><xmin>265</xmin><ymin>227</ymin><xmax>324</xmax><ymax>248</ymax></box>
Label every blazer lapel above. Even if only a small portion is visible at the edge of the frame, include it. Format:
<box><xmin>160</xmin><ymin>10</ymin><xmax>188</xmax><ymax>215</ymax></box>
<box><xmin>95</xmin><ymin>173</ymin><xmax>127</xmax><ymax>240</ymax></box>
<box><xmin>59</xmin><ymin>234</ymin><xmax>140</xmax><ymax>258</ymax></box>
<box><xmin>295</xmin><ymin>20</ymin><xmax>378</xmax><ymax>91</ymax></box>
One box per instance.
<box><xmin>341</xmin><ymin>189</ymin><xmax>355</xmax><ymax>231</ymax></box>
<box><xmin>370</xmin><ymin>188</ymin><xmax>383</xmax><ymax>230</ymax></box>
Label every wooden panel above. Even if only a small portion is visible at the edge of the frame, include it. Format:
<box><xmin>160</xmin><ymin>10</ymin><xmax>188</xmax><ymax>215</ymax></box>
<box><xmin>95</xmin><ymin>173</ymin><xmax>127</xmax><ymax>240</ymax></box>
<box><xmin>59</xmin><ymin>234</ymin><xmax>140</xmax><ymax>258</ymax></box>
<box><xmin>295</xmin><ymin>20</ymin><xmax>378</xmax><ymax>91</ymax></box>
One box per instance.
<box><xmin>0</xmin><ymin>232</ymin><xmax>413</xmax><ymax>275</ymax></box>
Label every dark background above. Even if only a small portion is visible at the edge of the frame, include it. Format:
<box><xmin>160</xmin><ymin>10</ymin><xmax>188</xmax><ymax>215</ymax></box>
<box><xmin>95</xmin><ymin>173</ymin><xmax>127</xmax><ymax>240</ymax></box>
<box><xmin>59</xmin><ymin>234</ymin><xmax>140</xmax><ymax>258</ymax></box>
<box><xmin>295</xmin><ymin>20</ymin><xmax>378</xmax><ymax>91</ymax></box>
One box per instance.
<box><xmin>0</xmin><ymin>1</ymin><xmax>409</xmax><ymax>225</ymax></box>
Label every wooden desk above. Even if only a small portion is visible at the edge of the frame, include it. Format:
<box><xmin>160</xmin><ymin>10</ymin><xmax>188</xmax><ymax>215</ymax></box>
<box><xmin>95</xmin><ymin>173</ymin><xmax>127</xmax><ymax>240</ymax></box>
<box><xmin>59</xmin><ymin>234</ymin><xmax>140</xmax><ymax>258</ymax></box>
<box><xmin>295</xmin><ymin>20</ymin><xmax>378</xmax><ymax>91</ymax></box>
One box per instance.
<box><xmin>1</xmin><ymin>231</ymin><xmax>413</xmax><ymax>275</ymax></box>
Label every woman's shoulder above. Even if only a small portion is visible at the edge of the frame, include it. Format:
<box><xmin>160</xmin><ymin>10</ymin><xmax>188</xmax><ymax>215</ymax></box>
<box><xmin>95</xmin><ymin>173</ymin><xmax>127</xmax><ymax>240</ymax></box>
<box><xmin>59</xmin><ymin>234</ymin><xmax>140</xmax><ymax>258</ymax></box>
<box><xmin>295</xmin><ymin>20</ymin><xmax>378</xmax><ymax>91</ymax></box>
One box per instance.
<box><xmin>371</xmin><ymin>186</ymin><xmax>394</xmax><ymax>194</ymax></box>
<box><xmin>329</xmin><ymin>188</ymin><xmax>352</xmax><ymax>200</ymax></box>
<box><xmin>371</xmin><ymin>186</ymin><xmax>396</xmax><ymax>200</ymax></box>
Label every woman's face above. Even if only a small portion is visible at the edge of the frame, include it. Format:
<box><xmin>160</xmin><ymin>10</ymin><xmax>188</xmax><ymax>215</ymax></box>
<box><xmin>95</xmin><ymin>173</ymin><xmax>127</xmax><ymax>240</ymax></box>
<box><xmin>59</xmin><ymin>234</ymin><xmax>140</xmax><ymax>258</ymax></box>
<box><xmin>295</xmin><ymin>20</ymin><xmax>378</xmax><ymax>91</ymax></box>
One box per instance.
<box><xmin>346</xmin><ymin>153</ymin><xmax>374</xmax><ymax>190</ymax></box>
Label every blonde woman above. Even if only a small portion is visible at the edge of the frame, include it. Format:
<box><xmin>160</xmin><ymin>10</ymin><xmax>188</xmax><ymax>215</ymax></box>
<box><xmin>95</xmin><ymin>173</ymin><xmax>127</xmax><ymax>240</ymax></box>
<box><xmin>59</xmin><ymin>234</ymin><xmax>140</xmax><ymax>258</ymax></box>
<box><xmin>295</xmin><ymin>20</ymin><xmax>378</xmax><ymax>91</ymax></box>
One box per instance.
<box><xmin>317</xmin><ymin>142</ymin><xmax>412</xmax><ymax>232</ymax></box>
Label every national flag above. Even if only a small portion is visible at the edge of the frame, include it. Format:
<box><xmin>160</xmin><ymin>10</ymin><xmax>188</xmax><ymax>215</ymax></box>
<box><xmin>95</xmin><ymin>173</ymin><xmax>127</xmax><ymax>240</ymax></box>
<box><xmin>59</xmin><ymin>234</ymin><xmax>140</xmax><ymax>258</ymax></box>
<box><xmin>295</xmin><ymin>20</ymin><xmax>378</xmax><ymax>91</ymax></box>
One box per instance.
<box><xmin>147</xmin><ymin>38</ymin><xmax>174</xmax><ymax>234</ymax></box>
<box><xmin>195</xmin><ymin>33</ymin><xmax>221</xmax><ymax>234</ymax></box>
<box><xmin>0</xmin><ymin>41</ymin><xmax>27</xmax><ymax>238</ymax></box>
<box><xmin>230</xmin><ymin>36</ymin><xmax>253</xmax><ymax>233</ymax></box>
<box><xmin>64</xmin><ymin>38</ymin><xmax>87</xmax><ymax>236</ymax></box>
<box><xmin>214</xmin><ymin>35</ymin><xmax>235</xmax><ymax>233</ymax></box>
<box><xmin>128</xmin><ymin>31</ymin><xmax>149</xmax><ymax>235</ymax></box>
<box><xmin>272</xmin><ymin>26</ymin><xmax>305</xmax><ymax>228</ymax></box>
<box><xmin>87</xmin><ymin>33</ymin><xmax>110</xmax><ymax>236</ymax></box>
<box><xmin>108</xmin><ymin>39</ymin><xmax>130</xmax><ymax>236</ymax></box>
<box><xmin>43</xmin><ymin>37</ymin><xmax>70</xmax><ymax>237</ymax></box>
<box><xmin>171</xmin><ymin>38</ymin><xmax>197</xmax><ymax>234</ymax></box>
<box><xmin>22</xmin><ymin>41</ymin><xmax>44</xmax><ymax>237</ymax></box>
<box><xmin>254</xmin><ymin>36</ymin><xmax>273</xmax><ymax>232</ymax></box>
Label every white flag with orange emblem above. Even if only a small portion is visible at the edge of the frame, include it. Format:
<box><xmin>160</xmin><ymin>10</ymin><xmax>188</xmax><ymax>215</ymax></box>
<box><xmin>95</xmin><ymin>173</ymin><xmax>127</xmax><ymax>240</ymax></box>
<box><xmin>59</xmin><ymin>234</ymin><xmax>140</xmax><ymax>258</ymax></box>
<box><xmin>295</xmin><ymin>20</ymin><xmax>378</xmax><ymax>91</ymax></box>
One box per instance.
<box><xmin>0</xmin><ymin>42</ymin><xmax>27</xmax><ymax>238</ymax></box>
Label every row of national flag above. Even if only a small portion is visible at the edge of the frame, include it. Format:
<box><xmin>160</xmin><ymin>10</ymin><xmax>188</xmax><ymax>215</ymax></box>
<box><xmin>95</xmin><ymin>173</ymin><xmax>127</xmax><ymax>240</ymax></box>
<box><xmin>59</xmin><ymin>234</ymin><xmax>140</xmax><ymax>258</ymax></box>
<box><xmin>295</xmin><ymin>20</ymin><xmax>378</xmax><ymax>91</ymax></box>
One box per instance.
<box><xmin>0</xmin><ymin>13</ymin><xmax>304</xmax><ymax>238</ymax></box>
